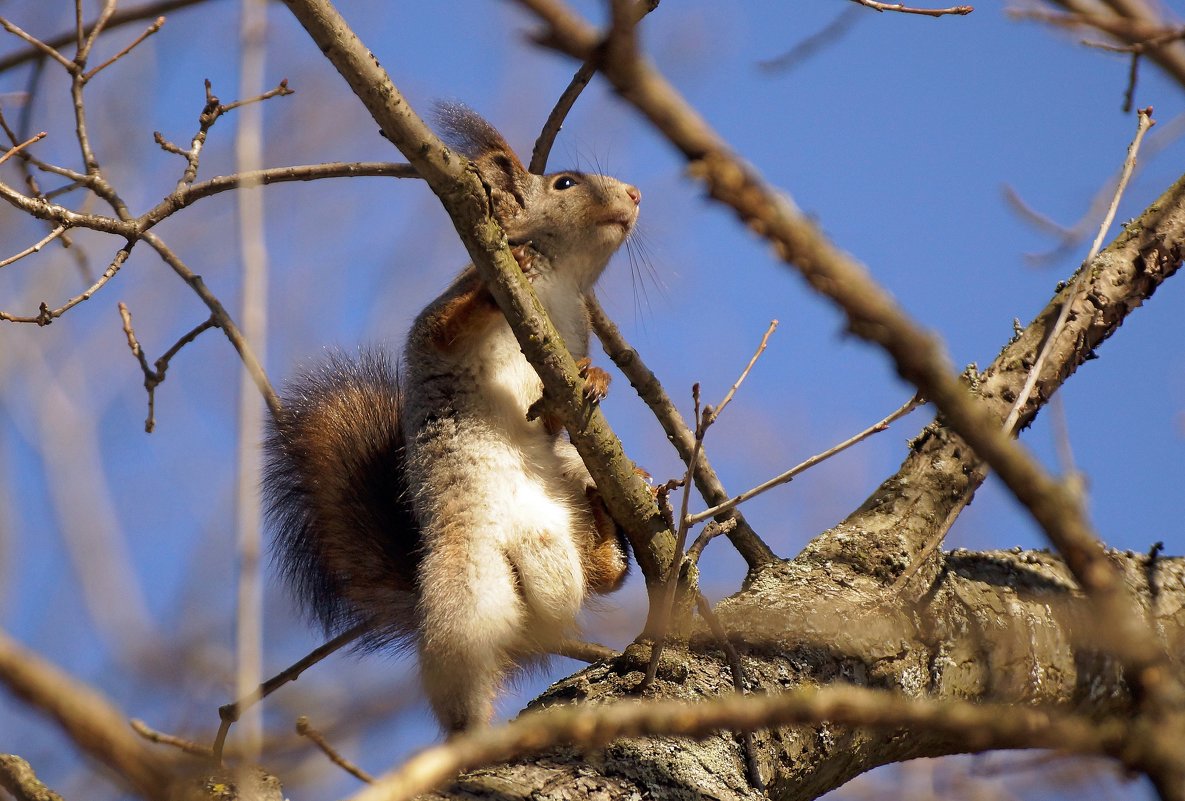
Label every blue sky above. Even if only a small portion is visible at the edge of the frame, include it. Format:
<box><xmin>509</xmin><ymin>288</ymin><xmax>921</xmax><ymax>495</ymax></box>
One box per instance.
<box><xmin>1</xmin><ymin>2</ymin><xmax>1180</xmax><ymax>798</ymax></box>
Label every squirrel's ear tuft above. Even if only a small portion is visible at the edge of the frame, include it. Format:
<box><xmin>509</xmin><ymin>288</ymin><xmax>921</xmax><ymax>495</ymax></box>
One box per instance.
<box><xmin>434</xmin><ymin>102</ymin><xmax>530</xmax><ymax>219</ymax></box>
<box><xmin>434</xmin><ymin>103</ymin><xmax>519</xmax><ymax>164</ymax></box>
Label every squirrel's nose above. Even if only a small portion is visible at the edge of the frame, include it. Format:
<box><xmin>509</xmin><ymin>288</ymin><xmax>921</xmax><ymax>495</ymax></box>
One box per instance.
<box><xmin>626</xmin><ymin>185</ymin><xmax>641</xmax><ymax>206</ymax></box>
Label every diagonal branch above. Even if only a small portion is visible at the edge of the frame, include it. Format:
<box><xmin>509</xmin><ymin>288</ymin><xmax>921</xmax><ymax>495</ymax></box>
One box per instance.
<box><xmin>0</xmin><ymin>630</ymin><xmax>179</xmax><ymax>799</ymax></box>
<box><xmin>0</xmin><ymin>0</ymin><xmax>217</xmax><ymax>74</ymax></box>
<box><xmin>587</xmin><ymin>297</ymin><xmax>776</xmax><ymax>569</ymax></box>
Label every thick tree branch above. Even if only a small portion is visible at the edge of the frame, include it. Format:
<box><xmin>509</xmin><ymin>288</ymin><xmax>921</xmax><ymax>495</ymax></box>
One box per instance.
<box><xmin>408</xmin><ymin>549</ymin><xmax>1184</xmax><ymax>801</ymax></box>
<box><xmin>0</xmin><ymin>630</ymin><xmax>178</xmax><ymax>799</ymax></box>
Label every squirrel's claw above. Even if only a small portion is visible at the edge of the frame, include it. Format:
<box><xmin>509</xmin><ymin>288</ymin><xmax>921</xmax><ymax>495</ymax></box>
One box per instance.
<box><xmin>577</xmin><ymin>357</ymin><xmax>611</xmax><ymax>403</ymax></box>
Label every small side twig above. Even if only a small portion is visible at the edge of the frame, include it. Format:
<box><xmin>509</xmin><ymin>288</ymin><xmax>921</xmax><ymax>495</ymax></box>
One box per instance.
<box><xmin>529</xmin><ymin>0</ymin><xmax>658</xmax><ymax>172</ymax></box>
<box><xmin>529</xmin><ymin>61</ymin><xmax>596</xmax><ymax>174</ymax></box>
<box><xmin>1123</xmin><ymin>52</ymin><xmax>1139</xmax><ymax>113</ymax></box>
<box><xmin>687</xmin><ymin>393</ymin><xmax>923</xmax><ymax>527</ymax></box>
<box><xmin>0</xmin><ymin>17</ymin><xmax>74</xmax><ymax>71</ymax></box>
<box><xmin>0</xmin><ymin>225</ymin><xmax>66</xmax><ymax>270</ymax></box>
<box><xmin>1003</xmin><ymin>107</ymin><xmax>1155</xmax><ymax>435</ymax></box>
<box><xmin>77</xmin><ymin>0</ymin><xmax>119</xmax><ymax>65</ymax></box>
<box><xmin>641</xmin><ymin>384</ymin><xmax>704</xmax><ymax>691</ymax></box>
<box><xmin>213</xmin><ymin>621</ymin><xmax>368</xmax><ymax>762</ymax></box>
<box><xmin>119</xmin><ymin>302</ymin><xmax>219</xmax><ymax>433</ymax></box>
<box><xmin>685</xmin><ymin>518</ymin><xmax>736</xmax><ymax>566</ymax></box>
<box><xmin>296</xmin><ymin>715</ymin><xmax>374</xmax><ymax>784</ymax></box>
<box><xmin>758</xmin><ymin>6</ymin><xmax>862</xmax><ymax>73</ymax></box>
<box><xmin>221</xmin><ymin>78</ymin><xmax>294</xmax><ymax>114</ymax></box>
<box><xmin>1</xmin><ymin>245</ymin><xmax>132</xmax><ymax>326</ymax></box>
<box><xmin>643</xmin><ymin>321</ymin><xmax>778</xmax><ymax>690</ymax></box>
<box><xmin>1082</xmin><ymin>24</ymin><xmax>1185</xmax><ymax>54</ymax></box>
<box><xmin>848</xmin><ymin>0</ymin><xmax>972</xmax><ymax>16</ymax></box>
<box><xmin>172</xmin><ymin>78</ymin><xmax>294</xmax><ymax>190</ymax></box>
<box><xmin>0</xmin><ymin>0</ymin><xmax>207</xmax><ymax>74</ymax></box>
<box><xmin>142</xmin><ymin>231</ymin><xmax>281</xmax><ymax>421</ymax></box>
<box><xmin>82</xmin><ymin>15</ymin><xmax>165</xmax><ymax>82</ymax></box>
<box><xmin>130</xmin><ymin>718</ymin><xmax>213</xmax><ymax>757</ymax></box>
<box><xmin>0</xmin><ymin>131</ymin><xmax>46</xmax><ymax>167</ymax></box>
<box><xmin>714</xmin><ymin>319</ymin><xmax>777</xmax><ymax>418</ymax></box>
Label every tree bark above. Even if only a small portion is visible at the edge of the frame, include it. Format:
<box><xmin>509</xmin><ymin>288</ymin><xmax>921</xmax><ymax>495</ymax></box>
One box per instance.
<box><xmin>413</xmin><ymin>549</ymin><xmax>1181</xmax><ymax>801</ymax></box>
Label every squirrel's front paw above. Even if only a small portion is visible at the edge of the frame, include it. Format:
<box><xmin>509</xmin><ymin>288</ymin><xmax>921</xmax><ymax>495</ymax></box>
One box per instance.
<box><xmin>576</xmin><ymin>357</ymin><xmax>611</xmax><ymax>403</ymax></box>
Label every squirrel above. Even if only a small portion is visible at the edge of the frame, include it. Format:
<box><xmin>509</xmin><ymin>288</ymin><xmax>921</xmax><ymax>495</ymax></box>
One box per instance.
<box><xmin>263</xmin><ymin>104</ymin><xmax>641</xmax><ymax>732</ymax></box>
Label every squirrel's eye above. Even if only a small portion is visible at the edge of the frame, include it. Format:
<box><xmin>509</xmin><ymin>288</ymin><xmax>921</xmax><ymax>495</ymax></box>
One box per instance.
<box><xmin>552</xmin><ymin>175</ymin><xmax>578</xmax><ymax>191</ymax></box>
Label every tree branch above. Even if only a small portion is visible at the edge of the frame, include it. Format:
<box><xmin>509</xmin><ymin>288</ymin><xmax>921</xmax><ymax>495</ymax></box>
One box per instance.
<box><xmin>0</xmin><ymin>630</ymin><xmax>179</xmax><ymax>799</ymax></box>
<box><xmin>0</xmin><ymin>0</ymin><xmax>219</xmax><ymax>75</ymax></box>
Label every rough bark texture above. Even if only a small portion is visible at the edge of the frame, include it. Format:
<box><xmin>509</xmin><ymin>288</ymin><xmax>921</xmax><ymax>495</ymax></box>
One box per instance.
<box><xmin>415</xmin><ymin>551</ymin><xmax>1182</xmax><ymax>801</ymax></box>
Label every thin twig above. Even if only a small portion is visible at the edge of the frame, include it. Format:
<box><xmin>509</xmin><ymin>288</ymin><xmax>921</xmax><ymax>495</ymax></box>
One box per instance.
<box><xmin>0</xmin><ymin>131</ymin><xmax>46</xmax><ymax>166</ymax></box>
<box><xmin>529</xmin><ymin>0</ymin><xmax>658</xmax><ymax>172</ymax></box>
<box><xmin>1083</xmin><ymin>24</ymin><xmax>1185</xmax><ymax>54</ymax></box>
<box><xmin>1005</xmin><ymin>111</ymin><xmax>1185</xmax><ymax>263</ymax></box>
<box><xmin>139</xmin><ymin>161</ymin><xmax>419</xmax><ymax>228</ymax></box>
<box><xmin>1121</xmin><ymin>52</ymin><xmax>1140</xmax><ymax>113</ymax></box>
<box><xmin>1002</xmin><ymin>107</ymin><xmax>1155</xmax><ymax>435</ymax></box>
<box><xmin>0</xmin><ymin>17</ymin><xmax>74</xmax><ymax>71</ymax></box>
<box><xmin>0</xmin><ymin>110</ymin><xmax>85</xmax><ymax>182</ymax></box>
<box><xmin>213</xmin><ymin>621</ymin><xmax>368</xmax><ymax>761</ymax></box>
<box><xmin>142</xmin><ymin>232</ymin><xmax>281</xmax><ymax>420</ymax></box>
<box><xmin>220</xmin><ymin>78</ymin><xmax>293</xmax><ymax>114</ymax></box>
<box><xmin>78</xmin><ymin>0</ymin><xmax>119</xmax><ymax>65</ymax></box>
<box><xmin>712</xmin><ymin>320</ymin><xmax>777</xmax><ymax>420</ymax></box>
<box><xmin>848</xmin><ymin>0</ymin><xmax>972</xmax><ymax>16</ymax></box>
<box><xmin>644</xmin><ymin>323</ymin><xmax>778</xmax><ymax>688</ymax></box>
<box><xmin>118</xmin><ymin>302</ymin><xmax>218</xmax><ymax>432</ymax></box>
<box><xmin>1</xmin><ymin>246</ymin><xmax>131</xmax><ymax>325</ymax></box>
<box><xmin>530</xmin><ymin>62</ymin><xmax>596</xmax><ymax>174</ymax></box>
<box><xmin>686</xmin><ymin>519</ymin><xmax>736</xmax><ymax>566</ymax></box>
<box><xmin>130</xmin><ymin>718</ymin><xmax>214</xmax><ymax>757</ymax></box>
<box><xmin>296</xmin><ymin>716</ymin><xmax>374</xmax><ymax>784</ymax></box>
<box><xmin>82</xmin><ymin>15</ymin><xmax>165</xmax><ymax>82</ymax></box>
<box><xmin>0</xmin><ymin>0</ymin><xmax>210</xmax><ymax>74</ymax></box>
<box><xmin>0</xmin><ymin>225</ymin><xmax>66</xmax><ymax>269</ymax></box>
<box><xmin>641</xmin><ymin>384</ymin><xmax>704</xmax><ymax>691</ymax></box>
<box><xmin>687</xmin><ymin>394</ymin><xmax>923</xmax><ymax>526</ymax></box>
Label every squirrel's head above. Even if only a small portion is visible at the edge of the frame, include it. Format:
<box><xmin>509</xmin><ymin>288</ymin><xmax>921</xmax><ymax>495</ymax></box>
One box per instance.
<box><xmin>435</xmin><ymin>103</ymin><xmax>640</xmax><ymax>290</ymax></box>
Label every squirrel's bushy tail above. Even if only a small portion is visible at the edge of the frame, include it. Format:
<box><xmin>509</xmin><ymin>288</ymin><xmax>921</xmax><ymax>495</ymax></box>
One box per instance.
<box><xmin>263</xmin><ymin>348</ymin><xmax>420</xmax><ymax>649</ymax></box>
